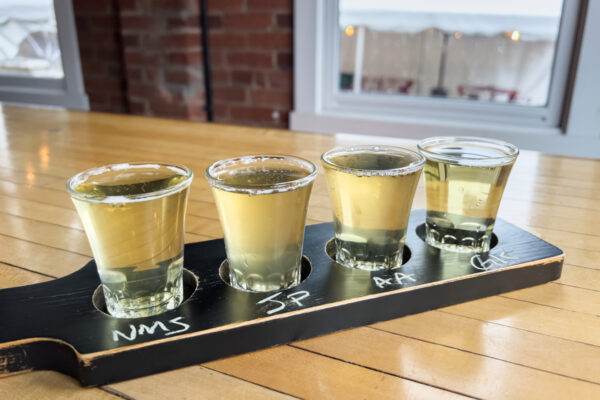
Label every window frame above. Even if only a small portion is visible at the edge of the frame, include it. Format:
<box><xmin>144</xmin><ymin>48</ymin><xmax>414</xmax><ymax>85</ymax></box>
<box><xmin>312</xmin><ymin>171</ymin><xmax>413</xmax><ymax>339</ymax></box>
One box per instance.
<box><xmin>292</xmin><ymin>0</ymin><xmax>600</xmax><ymax>158</ymax></box>
<box><xmin>0</xmin><ymin>0</ymin><xmax>88</xmax><ymax>110</ymax></box>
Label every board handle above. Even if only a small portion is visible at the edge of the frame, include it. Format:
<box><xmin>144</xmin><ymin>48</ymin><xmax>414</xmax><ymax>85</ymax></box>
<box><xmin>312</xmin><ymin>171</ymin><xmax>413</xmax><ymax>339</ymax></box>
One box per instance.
<box><xmin>0</xmin><ymin>339</ymin><xmax>81</xmax><ymax>380</ymax></box>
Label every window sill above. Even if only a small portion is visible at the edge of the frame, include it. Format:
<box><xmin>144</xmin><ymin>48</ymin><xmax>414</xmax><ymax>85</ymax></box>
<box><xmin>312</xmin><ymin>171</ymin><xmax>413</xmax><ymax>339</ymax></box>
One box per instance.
<box><xmin>290</xmin><ymin>110</ymin><xmax>600</xmax><ymax>158</ymax></box>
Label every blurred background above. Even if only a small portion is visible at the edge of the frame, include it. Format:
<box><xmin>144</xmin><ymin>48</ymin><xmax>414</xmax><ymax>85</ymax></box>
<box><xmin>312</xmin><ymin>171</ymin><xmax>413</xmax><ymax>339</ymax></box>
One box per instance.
<box><xmin>338</xmin><ymin>0</ymin><xmax>563</xmax><ymax>106</ymax></box>
<box><xmin>0</xmin><ymin>0</ymin><xmax>597</xmax><ymax>157</ymax></box>
<box><xmin>0</xmin><ymin>0</ymin><xmax>63</xmax><ymax>78</ymax></box>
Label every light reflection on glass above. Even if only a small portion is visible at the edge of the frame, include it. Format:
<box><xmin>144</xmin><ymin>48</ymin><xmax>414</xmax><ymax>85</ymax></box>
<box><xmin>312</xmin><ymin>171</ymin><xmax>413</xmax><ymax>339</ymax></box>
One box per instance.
<box><xmin>499</xmin><ymin>152</ymin><xmax>535</xmax><ymax>231</ymax></box>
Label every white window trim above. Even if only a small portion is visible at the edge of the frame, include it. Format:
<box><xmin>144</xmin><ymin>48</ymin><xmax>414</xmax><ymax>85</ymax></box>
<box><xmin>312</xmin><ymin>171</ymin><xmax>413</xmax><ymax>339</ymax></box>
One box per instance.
<box><xmin>292</xmin><ymin>0</ymin><xmax>600</xmax><ymax>158</ymax></box>
<box><xmin>0</xmin><ymin>0</ymin><xmax>89</xmax><ymax>110</ymax></box>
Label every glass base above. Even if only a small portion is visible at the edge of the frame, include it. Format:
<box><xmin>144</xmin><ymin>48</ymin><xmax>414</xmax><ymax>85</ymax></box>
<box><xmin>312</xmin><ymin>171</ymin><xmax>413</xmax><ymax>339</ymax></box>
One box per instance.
<box><xmin>229</xmin><ymin>265</ymin><xmax>301</xmax><ymax>292</ymax></box>
<box><xmin>335</xmin><ymin>238</ymin><xmax>402</xmax><ymax>271</ymax></box>
<box><xmin>425</xmin><ymin>221</ymin><xmax>492</xmax><ymax>253</ymax></box>
<box><xmin>103</xmin><ymin>272</ymin><xmax>184</xmax><ymax>319</ymax></box>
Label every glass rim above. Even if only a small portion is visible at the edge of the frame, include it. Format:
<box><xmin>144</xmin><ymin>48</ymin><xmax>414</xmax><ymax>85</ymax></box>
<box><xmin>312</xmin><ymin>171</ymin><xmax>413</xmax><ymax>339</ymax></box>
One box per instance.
<box><xmin>321</xmin><ymin>145</ymin><xmax>425</xmax><ymax>176</ymax></box>
<box><xmin>205</xmin><ymin>154</ymin><xmax>318</xmax><ymax>195</ymax></box>
<box><xmin>66</xmin><ymin>161</ymin><xmax>194</xmax><ymax>203</ymax></box>
<box><xmin>417</xmin><ymin>136</ymin><xmax>519</xmax><ymax>166</ymax></box>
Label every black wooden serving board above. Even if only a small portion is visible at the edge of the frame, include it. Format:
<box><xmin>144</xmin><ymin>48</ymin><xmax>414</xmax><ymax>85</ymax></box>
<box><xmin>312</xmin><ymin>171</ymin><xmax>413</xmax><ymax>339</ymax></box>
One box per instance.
<box><xmin>0</xmin><ymin>210</ymin><xmax>563</xmax><ymax>386</ymax></box>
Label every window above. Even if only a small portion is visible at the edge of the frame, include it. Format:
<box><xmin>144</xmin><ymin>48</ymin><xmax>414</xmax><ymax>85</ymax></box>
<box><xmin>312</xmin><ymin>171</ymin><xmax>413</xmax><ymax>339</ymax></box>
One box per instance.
<box><xmin>0</xmin><ymin>0</ymin><xmax>88</xmax><ymax>109</ymax></box>
<box><xmin>0</xmin><ymin>0</ymin><xmax>63</xmax><ymax>78</ymax></box>
<box><xmin>292</xmin><ymin>0</ymin><xmax>600</xmax><ymax>158</ymax></box>
<box><xmin>338</xmin><ymin>0</ymin><xmax>564</xmax><ymax>107</ymax></box>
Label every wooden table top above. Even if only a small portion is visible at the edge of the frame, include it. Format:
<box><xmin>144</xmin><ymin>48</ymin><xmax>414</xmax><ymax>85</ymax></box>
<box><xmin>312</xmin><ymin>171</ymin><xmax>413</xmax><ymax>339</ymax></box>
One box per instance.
<box><xmin>0</xmin><ymin>104</ymin><xmax>598</xmax><ymax>399</ymax></box>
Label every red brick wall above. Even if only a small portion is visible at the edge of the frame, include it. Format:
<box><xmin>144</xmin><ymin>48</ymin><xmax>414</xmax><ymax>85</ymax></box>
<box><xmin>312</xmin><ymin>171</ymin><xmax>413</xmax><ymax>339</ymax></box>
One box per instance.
<box><xmin>74</xmin><ymin>0</ymin><xmax>294</xmax><ymax>127</ymax></box>
<box><xmin>207</xmin><ymin>0</ymin><xmax>293</xmax><ymax>128</ymax></box>
<box><xmin>73</xmin><ymin>0</ymin><xmax>128</xmax><ymax>113</ymax></box>
<box><xmin>117</xmin><ymin>0</ymin><xmax>206</xmax><ymax>121</ymax></box>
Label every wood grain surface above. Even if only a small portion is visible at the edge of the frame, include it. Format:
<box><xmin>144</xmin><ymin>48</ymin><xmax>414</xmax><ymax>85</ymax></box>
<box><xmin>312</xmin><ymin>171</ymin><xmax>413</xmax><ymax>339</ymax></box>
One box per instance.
<box><xmin>0</xmin><ymin>105</ymin><xmax>598</xmax><ymax>399</ymax></box>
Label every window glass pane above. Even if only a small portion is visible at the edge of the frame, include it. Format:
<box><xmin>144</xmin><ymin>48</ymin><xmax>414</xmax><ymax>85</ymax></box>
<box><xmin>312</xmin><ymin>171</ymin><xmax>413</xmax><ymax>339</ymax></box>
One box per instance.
<box><xmin>0</xmin><ymin>0</ymin><xmax>63</xmax><ymax>78</ymax></box>
<box><xmin>339</xmin><ymin>0</ymin><xmax>563</xmax><ymax>106</ymax></box>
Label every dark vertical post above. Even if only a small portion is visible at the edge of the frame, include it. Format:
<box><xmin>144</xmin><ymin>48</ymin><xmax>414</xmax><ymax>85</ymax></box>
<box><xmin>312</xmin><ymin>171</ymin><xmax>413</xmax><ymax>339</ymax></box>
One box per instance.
<box><xmin>431</xmin><ymin>32</ymin><xmax>449</xmax><ymax>97</ymax></box>
<box><xmin>438</xmin><ymin>32</ymin><xmax>449</xmax><ymax>89</ymax></box>
<box><xmin>200</xmin><ymin>0</ymin><xmax>213</xmax><ymax>121</ymax></box>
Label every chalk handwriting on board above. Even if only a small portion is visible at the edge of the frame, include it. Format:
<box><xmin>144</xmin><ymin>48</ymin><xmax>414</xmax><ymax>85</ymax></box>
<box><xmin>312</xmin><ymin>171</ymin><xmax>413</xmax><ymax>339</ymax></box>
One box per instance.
<box><xmin>373</xmin><ymin>272</ymin><xmax>416</xmax><ymax>289</ymax></box>
<box><xmin>257</xmin><ymin>290</ymin><xmax>310</xmax><ymax>315</ymax></box>
<box><xmin>288</xmin><ymin>291</ymin><xmax>310</xmax><ymax>307</ymax></box>
<box><xmin>471</xmin><ymin>251</ymin><xmax>517</xmax><ymax>271</ymax></box>
<box><xmin>112</xmin><ymin>316</ymin><xmax>190</xmax><ymax>342</ymax></box>
<box><xmin>257</xmin><ymin>292</ymin><xmax>285</xmax><ymax>315</ymax></box>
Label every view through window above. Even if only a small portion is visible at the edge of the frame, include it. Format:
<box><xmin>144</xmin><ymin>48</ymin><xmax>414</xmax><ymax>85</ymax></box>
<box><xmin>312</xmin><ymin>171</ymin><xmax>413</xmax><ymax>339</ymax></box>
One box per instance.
<box><xmin>0</xmin><ymin>0</ymin><xmax>63</xmax><ymax>78</ymax></box>
<box><xmin>338</xmin><ymin>0</ymin><xmax>564</xmax><ymax>106</ymax></box>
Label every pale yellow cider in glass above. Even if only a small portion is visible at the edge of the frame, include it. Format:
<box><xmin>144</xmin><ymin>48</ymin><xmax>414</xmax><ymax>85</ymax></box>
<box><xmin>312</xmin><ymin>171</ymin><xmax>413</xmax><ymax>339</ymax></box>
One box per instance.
<box><xmin>323</xmin><ymin>152</ymin><xmax>422</xmax><ymax>270</ymax></box>
<box><xmin>70</xmin><ymin>164</ymin><xmax>190</xmax><ymax>318</ymax></box>
<box><xmin>422</xmin><ymin>142</ymin><xmax>515</xmax><ymax>252</ymax></box>
<box><xmin>211</xmin><ymin>168</ymin><xmax>313</xmax><ymax>292</ymax></box>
